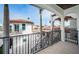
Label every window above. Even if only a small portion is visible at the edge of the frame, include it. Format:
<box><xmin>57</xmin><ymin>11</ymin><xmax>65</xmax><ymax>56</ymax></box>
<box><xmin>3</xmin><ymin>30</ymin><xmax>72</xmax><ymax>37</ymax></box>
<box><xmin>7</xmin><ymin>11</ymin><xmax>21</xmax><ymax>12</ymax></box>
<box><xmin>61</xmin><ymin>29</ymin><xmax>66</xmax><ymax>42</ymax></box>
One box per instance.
<box><xmin>22</xmin><ymin>24</ymin><xmax>26</xmax><ymax>30</ymax></box>
<box><xmin>10</xmin><ymin>25</ymin><xmax>12</xmax><ymax>32</ymax></box>
<box><xmin>14</xmin><ymin>24</ymin><xmax>19</xmax><ymax>31</ymax></box>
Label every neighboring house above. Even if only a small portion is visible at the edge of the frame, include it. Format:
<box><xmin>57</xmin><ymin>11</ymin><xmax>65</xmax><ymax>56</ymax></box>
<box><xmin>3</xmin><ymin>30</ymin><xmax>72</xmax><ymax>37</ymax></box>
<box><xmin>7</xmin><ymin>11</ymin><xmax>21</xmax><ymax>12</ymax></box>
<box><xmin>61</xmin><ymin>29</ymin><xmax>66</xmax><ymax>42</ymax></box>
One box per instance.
<box><xmin>32</xmin><ymin>25</ymin><xmax>40</xmax><ymax>33</ymax></box>
<box><xmin>0</xmin><ymin>26</ymin><xmax>3</xmax><ymax>37</ymax></box>
<box><xmin>32</xmin><ymin>25</ymin><xmax>60</xmax><ymax>33</ymax></box>
<box><xmin>9</xmin><ymin>19</ymin><xmax>34</xmax><ymax>35</ymax></box>
<box><xmin>0</xmin><ymin>19</ymin><xmax>34</xmax><ymax>47</ymax></box>
<box><xmin>0</xmin><ymin>26</ymin><xmax>2</xmax><ymax>31</ymax></box>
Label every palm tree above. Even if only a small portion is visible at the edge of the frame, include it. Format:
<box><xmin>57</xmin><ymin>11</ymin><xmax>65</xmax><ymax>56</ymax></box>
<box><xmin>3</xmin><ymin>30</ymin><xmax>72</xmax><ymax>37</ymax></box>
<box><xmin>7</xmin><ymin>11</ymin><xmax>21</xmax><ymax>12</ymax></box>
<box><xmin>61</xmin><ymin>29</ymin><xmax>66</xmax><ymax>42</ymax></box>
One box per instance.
<box><xmin>3</xmin><ymin>4</ymin><xmax>10</xmax><ymax>54</ymax></box>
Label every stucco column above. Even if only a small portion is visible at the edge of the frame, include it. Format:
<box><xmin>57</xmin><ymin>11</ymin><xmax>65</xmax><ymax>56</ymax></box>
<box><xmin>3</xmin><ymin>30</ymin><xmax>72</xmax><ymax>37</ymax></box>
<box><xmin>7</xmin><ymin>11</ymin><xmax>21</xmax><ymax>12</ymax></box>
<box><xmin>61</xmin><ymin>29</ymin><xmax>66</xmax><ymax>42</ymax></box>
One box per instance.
<box><xmin>51</xmin><ymin>14</ymin><xmax>56</xmax><ymax>41</ymax></box>
<box><xmin>77</xmin><ymin>17</ymin><xmax>79</xmax><ymax>45</ymax></box>
<box><xmin>77</xmin><ymin>27</ymin><xmax>79</xmax><ymax>45</ymax></box>
<box><xmin>3</xmin><ymin>4</ymin><xmax>10</xmax><ymax>54</ymax></box>
<box><xmin>61</xmin><ymin>17</ymin><xmax>65</xmax><ymax>42</ymax></box>
<box><xmin>39</xmin><ymin>9</ymin><xmax>43</xmax><ymax>48</ymax></box>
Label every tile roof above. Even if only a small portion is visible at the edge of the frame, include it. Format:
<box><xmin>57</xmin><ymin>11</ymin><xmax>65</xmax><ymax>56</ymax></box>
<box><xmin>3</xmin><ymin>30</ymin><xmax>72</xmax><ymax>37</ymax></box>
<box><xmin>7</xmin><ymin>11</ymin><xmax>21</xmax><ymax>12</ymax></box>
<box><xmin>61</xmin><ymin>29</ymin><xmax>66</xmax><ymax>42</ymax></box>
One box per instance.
<box><xmin>10</xmin><ymin>19</ymin><xmax>34</xmax><ymax>24</ymax></box>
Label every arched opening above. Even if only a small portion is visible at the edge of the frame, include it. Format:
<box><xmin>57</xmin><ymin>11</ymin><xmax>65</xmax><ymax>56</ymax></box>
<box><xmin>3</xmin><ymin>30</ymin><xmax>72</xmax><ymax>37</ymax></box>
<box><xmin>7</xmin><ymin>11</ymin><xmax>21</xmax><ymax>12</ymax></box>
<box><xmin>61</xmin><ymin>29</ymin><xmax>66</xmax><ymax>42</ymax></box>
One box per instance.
<box><xmin>64</xmin><ymin>13</ymin><xmax>78</xmax><ymax>44</ymax></box>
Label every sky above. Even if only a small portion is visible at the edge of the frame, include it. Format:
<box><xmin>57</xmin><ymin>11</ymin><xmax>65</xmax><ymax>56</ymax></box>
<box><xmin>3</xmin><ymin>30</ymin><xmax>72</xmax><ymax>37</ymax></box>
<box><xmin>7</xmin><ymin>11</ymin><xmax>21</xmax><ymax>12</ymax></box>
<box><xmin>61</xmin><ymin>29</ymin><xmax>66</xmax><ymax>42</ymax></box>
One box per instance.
<box><xmin>0</xmin><ymin>4</ymin><xmax>69</xmax><ymax>26</ymax></box>
<box><xmin>0</xmin><ymin>4</ymin><xmax>3</xmax><ymax>26</ymax></box>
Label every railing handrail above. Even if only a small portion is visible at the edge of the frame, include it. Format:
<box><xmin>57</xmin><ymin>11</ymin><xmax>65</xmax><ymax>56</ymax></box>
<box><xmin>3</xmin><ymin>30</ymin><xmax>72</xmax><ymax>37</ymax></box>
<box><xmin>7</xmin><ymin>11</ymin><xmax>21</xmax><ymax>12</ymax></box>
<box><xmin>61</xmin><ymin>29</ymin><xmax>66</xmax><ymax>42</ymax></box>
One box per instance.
<box><xmin>0</xmin><ymin>32</ymin><xmax>41</xmax><ymax>39</ymax></box>
<box><xmin>0</xmin><ymin>30</ymin><xmax>61</xmax><ymax>39</ymax></box>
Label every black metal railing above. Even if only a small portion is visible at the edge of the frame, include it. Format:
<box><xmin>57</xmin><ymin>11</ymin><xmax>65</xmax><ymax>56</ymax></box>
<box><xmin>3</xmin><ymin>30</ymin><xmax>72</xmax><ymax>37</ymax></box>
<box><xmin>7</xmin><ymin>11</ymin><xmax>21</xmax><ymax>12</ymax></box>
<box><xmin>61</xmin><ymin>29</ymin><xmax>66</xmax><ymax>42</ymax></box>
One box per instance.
<box><xmin>0</xmin><ymin>30</ymin><xmax>61</xmax><ymax>54</ymax></box>
<box><xmin>31</xmin><ymin>30</ymin><xmax>61</xmax><ymax>54</ymax></box>
<box><xmin>65</xmin><ymin>29</ymin><xmax>78</xmax><ymax>44</ymax></box>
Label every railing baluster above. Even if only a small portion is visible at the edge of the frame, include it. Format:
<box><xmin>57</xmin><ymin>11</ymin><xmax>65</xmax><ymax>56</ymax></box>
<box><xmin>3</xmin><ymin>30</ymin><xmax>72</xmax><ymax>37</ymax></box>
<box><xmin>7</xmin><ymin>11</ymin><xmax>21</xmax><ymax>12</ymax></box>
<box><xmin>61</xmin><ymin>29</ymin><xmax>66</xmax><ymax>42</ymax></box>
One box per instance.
<box><xmin>16</xmin><ymin>37</ymin><xmax>17</xmax><ymax>54</ymax></box>
<box><xmin>30</xmin><ymin>35</ymin><xmax>32</xmax><ymax>53</ymax></box>
<box><xmin>22</xmin><ymin>35</ymin><xmax>24</xmax><ymax>54</ymax></box>
<box><xmin>31</xmin><ymin>34</ymin><xmax>33</xmax><ymax>53</ymax></box>
<box><xmin>33</xmin><ymin>35</ymin><xmax>35</xmax><ymax>53</ymax></box>
<box><xmin>33</xmin><ymin>34</ymin><xmax>35</xmax><ymax>53</ymax></box>
<box><xmin>35</xmin><ymin>34</ymin><xmax>37</xmax><ymax>52</ymax></box>
<box><xmin>25</xmin><ymin>35</ymin><xmax>27</xmax><ymax>54</ymax></box>
<box><xmin>19</xmin><ymin>36</ymin><xmax>21</xmax><ymax>54</ymax></box>
<box><xmin>12</xmin><ymin>37</ymin><xmax>13</xmax><ymax>54</ymax></box>
<box><xmin>28</xmin><ymin>34</ymin><xmax>29</xmax><ymax>54</ymax></box>
<box><xmin>20</xmin><ymin>35</ymin><xmax>22</xmax><ymax>54</ymax></box>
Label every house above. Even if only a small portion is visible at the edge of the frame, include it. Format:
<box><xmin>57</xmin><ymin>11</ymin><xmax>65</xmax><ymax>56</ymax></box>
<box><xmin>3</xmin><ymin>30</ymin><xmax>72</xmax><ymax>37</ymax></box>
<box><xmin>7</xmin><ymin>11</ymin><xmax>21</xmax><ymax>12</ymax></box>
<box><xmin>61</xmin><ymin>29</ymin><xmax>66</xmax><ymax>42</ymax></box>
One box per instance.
<box><xmin>32</xmin><ymin>25</ymin><xmax>60</xmax><ymax>32</ymax></box>
<box><xmin>9</xmin><ymin>19</ymin><xmax>34</xmax><ymax>35</ymax></box>
<box><xmin>32</xmin><ymin>25</ymin><xmax>40</xmax><ymax>33</ymax></box>
<box><xmin>0</xmin><ymin>19</ymin><xmax>34</xmax><ymax>48</ymax></box>
<box><xmin>0</xmin><ymin>26</ymin><xmax>2</xmax><ymax>31</ymax></box>
<box><xmin>0</xmin><ymin>25</ymin><xmax>3</xmax><ymax>37</ymax></box>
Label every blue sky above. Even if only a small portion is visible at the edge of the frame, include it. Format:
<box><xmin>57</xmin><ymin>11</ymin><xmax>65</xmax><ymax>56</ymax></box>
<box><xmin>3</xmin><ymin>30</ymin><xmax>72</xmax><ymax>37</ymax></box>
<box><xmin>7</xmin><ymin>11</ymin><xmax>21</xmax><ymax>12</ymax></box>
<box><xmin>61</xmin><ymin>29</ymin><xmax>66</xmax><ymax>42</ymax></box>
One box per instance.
<box><xmin>0</xmin><ymin>4</ymin><xmax>69</xmax><ymax>26</ymax></box>
<box><xmin>0</xmin><ymin>4</ymin><xmax>3</xmax><ymax>26</ymax></box>
<box><xmin>0</xmin><ymin>4</ymin><xmax>53</xmax><ymax>26</ymax></box>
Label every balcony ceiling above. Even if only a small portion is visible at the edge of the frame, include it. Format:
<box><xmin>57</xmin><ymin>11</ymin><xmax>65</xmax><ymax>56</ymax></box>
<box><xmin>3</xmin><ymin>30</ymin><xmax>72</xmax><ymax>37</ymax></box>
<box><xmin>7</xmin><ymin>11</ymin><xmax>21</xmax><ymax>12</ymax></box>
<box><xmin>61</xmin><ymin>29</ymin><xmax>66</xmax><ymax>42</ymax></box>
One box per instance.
<box><xmin>57</xmin><ymin>4</ymin><xmax>78</xmax><ymax>9</ymax></box>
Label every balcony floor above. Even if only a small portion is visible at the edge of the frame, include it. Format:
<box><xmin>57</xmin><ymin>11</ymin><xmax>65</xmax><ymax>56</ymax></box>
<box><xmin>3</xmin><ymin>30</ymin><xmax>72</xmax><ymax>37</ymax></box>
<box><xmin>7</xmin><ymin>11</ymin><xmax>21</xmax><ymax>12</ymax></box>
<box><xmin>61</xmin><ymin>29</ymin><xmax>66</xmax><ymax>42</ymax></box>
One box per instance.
<box><xmin>37</xmin><ymin>41</ymin><xmax>79</xmax><ymax>54</ymax></box>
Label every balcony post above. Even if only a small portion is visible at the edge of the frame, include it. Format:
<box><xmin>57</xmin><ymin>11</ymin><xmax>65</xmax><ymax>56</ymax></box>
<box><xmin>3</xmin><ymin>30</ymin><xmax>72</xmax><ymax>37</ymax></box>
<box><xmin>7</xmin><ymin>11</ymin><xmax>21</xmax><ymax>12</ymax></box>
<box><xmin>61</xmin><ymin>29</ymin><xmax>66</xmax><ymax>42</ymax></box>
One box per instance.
<box><xmin>77</xmin><ymin>17</ymin><xmax>79</xmax><ymax>45</ymax></box>
<box><xmin>39</xmin><ymin>9</ymin><xmax>43</xmax><ymax>48</ymax></box>
<box><xmin>61</xmin><ymin>17</ymin><xmax>65</xmax><ymax>42</ymax></box>
<box><xmin>3</xmin><ymin>4</ymin><xmax>10</xmax><ymax>54</ymax></box>
<box><xmin>51</xmin><ymin>14</ymin><xmax>56</xmax><ymax>43</ymax></box>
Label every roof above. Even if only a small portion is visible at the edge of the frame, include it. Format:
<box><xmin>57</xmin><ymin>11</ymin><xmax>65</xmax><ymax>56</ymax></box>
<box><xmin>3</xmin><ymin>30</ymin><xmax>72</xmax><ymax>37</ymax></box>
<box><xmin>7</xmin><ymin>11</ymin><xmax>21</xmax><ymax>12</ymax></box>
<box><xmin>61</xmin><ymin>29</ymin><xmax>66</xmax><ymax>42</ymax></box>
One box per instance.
<box><xmin>10</xmin><ymin>19</ymin><xmax>34</xmax><ymax>24</ymax></box>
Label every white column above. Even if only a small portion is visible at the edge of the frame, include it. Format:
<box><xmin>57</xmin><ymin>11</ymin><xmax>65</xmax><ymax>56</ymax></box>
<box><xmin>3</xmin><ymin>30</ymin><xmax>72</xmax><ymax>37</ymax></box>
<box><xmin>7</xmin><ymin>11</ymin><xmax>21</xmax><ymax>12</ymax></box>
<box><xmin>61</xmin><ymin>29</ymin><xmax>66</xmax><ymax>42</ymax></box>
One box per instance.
<box><xmin>77</xmin><ymin>29</ymin><xmax>79</xmax><ymax>45</ymax></box>
<box><xmin>61</xmin><ymin>17</ymin><xmax>65</xmax><ymax>42</ymax></box>
<box><xmin>39</xmin><ymin>9</ymin><xmax>43</xmax><ymax>48</ymax></box>
<box><xmin>3</xmin><ymin>4</ymin><xmax>10</xmax><ymax>54</ymax></box>
<box><xmin>77</xmin><ymin>17</ymin><xmax>79</xmax><ymax>45</ymax></box>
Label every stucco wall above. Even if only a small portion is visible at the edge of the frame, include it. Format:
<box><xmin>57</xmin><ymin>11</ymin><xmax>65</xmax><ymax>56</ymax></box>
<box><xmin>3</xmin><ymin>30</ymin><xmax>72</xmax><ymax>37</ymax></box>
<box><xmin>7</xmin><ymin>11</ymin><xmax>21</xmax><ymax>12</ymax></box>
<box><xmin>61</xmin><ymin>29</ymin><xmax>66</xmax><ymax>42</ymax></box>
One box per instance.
<box><xmin>10</xmin><ymin>23</ymin><xmax>33</xmax><ymax>34</ymax></box>
<box><xmin>64</xmin><ymin>5</ymin><xmax>79</xmax><ymax>45</ymax></box>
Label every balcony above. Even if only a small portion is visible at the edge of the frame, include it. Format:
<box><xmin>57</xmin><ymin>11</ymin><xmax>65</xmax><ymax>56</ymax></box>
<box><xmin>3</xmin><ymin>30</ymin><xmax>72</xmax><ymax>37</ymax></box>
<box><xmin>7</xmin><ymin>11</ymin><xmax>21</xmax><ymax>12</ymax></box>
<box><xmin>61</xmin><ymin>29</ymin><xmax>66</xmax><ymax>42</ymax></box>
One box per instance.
<box><xmin>0</xmin><ymin>29</ymin><xmax>79</xmax><ymax>54</ymax></box>
<box><xmin>0</xmin><ymin>30</ymin><xmax>61</xmax><ymax>54</ymax></box>
<box><xmin>37</xmin><ymin>41</ymin><xmax>79</xmax><ymax>54</ymax></box>
<box><xmin>1</xmin><ymin>4</ymin><xmax>79</xmax><ymax>54</ymax></box>
<box><xmin>37</xmin><ymin>29</ymin><xmax>79</xmax><ymax>54</ymax></box>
